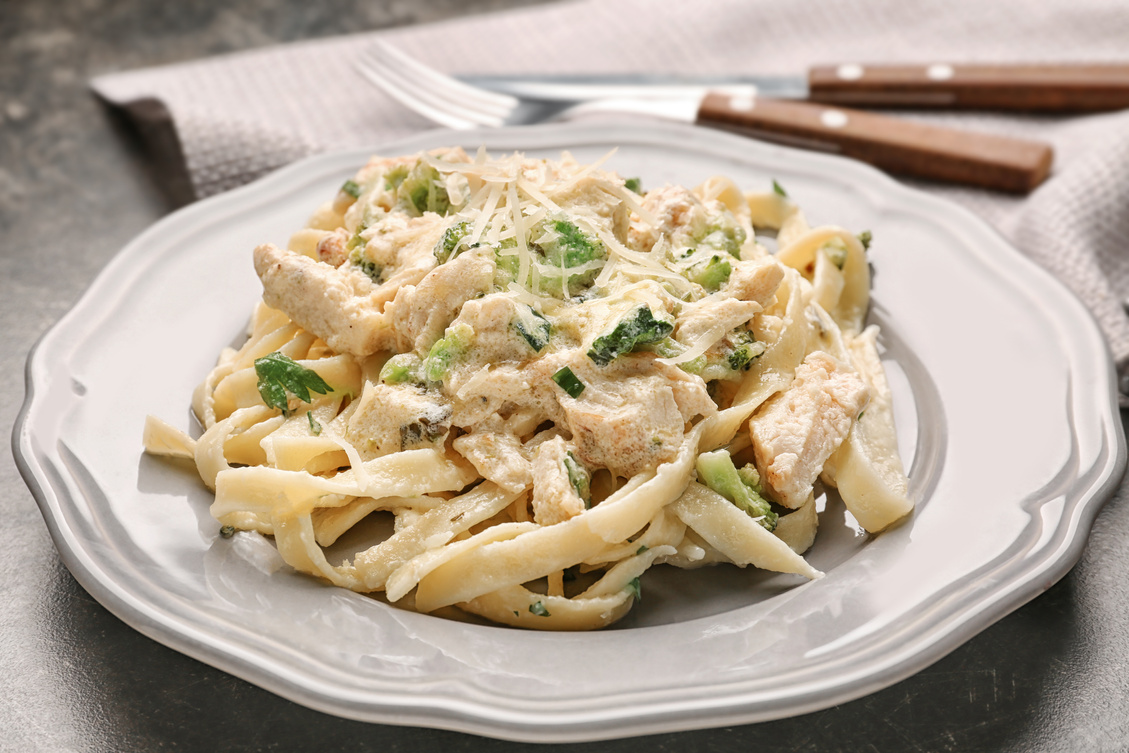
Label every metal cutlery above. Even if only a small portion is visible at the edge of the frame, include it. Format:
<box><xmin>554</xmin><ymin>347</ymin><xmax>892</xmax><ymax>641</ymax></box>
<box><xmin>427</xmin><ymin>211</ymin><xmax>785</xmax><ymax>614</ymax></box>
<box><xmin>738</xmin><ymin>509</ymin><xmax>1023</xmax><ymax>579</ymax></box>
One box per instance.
<box><xmin>357</xmin><ymin>42</ymin><xmax>1055</xmax><ymax>193</ymax></box>
<box><xmin>461</xmin><ymin>63</ymin><xmax>1129</xmax><ymax>111</ymax></box>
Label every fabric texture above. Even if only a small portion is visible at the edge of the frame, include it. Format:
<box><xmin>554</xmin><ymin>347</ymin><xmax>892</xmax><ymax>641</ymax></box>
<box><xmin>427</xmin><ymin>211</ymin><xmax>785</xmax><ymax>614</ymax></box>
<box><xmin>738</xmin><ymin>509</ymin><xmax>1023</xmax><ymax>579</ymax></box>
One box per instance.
<box><xmin>90</xmin><ymin>0</ymin><xmax>1129</xmax><ymax>385</ymax></box>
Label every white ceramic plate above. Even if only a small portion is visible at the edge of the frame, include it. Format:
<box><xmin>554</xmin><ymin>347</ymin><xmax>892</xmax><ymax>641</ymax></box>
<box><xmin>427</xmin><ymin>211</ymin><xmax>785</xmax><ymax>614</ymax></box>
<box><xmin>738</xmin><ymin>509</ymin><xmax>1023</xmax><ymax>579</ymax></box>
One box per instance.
<box><xmin>15</xmin><ymin>122</ymin><xmax>1125</xmax><ymax>742</ymax></box>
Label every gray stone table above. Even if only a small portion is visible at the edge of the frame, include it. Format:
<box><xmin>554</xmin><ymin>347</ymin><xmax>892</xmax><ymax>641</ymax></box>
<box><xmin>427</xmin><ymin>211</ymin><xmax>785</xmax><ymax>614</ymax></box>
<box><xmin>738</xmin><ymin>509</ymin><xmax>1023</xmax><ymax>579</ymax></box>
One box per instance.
<box><xmin>3</xmin><ymin>2</ymin><xmax>1129</xmax><ymax>751</ymax></box>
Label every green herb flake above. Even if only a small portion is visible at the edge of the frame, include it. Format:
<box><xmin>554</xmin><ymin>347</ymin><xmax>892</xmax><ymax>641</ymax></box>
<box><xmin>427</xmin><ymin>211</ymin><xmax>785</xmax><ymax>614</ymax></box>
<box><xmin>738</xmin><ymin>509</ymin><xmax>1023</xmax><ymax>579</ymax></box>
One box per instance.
<box><xmin>857</xmin><ymin>230</ymin><xmax>873</xmax><ymax>250</ymax></box>
<box><xmin>254</xmin><ymin>352</ymin><xmax>334</xmax><ymax>417</ymax></box>
<box><xmin>307</xmin><ymin>411</ymin><xmax>322</xmax><ymax>436</ymax></box>
<box><xmin>529</xmin><ymin>601</ymin><xmax>551</xmax><ymax>617</ymax></box>
<box><xmin>625</xmin><ymin>577</ymin><xmax>642</xmax><ymax>601</ymax></box>
<box><xmin>514</xmin><ymin>306</ymin><xmax>551</xmax><ymax>352</ymax></box>
<box><xmin>636</xmin><ymin>544</ymin><xmax>649</xmax><ymax>555</ymax></box>
<box><xmin>624</xmin><ymin>177</ymin><xmax>643</xmax><ymax>194</ymax></box>
<box><xmin>772</xmin><ymin>179</ymin><xmax>788</xmax><ymax>198</ymax></box>
<box><xmin>563</xmin><ymin>452</ymin><xmax>592</xmax><ymax>508</ymax></box>
<box><xmin>588</xmin><ymin>306</ymin><xmax>675</xmax><ymax>367</ymax></box>
<box><xmin>340</xmin><ymin>179</ymin><xmax>362</xmax><ymax>199</ymax></box>
<box><xmin>551</xmin><ymin>366</ymin><xmax>586</xmax><ymax>398</ymax></box>
<box><xmin>219</xmin><ymin>525</ymin><xmax>236</xmax><ymax>539</ymax></box>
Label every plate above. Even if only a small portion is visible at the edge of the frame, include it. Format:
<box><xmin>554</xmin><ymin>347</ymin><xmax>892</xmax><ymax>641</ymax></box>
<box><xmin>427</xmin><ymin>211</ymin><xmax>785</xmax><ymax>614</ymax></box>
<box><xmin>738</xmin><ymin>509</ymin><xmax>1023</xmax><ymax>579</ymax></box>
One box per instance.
<box><xmin>14</xmin><ymin>121</ymin><xmax>1125</xmax><ymax>742</ymax></box>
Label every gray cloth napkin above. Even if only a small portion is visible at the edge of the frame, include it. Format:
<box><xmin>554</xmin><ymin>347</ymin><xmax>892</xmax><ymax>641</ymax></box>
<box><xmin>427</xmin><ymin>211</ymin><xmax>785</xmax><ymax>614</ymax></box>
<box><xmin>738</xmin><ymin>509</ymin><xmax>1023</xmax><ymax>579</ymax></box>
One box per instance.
<box><xmin>91</xmin><ymin>0</ymin><xmax>1129</xmax><ymax>389</ymax></box>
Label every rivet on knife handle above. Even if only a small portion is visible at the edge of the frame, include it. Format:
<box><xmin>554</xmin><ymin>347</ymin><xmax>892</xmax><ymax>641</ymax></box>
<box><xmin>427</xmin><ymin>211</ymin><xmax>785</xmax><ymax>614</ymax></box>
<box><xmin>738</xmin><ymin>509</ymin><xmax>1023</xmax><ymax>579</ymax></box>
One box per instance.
<box><xmin>807</xmin><ymin>63</ymin><xmax>1129</xmax><ymax>111</ymax></box>
<box><xmin>697</xmin><ymin>92</ymin><xmax>1053</xmax><ymax>193</ymax></box>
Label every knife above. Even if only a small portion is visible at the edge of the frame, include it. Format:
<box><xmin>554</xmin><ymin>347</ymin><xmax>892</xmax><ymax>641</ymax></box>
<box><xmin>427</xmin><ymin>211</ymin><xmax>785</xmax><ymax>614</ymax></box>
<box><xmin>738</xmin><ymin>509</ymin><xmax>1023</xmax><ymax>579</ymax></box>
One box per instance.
<box><xmin>456</xmin><ymin>78</ymin><xmax>1055</xmax><ymax>193</ymax></box>
<box><xmin>461</xmin><ymin>62</ymin><xmax>1129</xmax><ymax>111</ymax></box>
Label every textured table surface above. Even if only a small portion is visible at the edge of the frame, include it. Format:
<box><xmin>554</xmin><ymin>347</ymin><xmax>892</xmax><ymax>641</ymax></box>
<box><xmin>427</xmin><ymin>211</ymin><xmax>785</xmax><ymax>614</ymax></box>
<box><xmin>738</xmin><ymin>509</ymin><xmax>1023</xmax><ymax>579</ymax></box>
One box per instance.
<box><xmin>4</xmin><ymin>2</ymin><xmax>1129</xmax><ymax>751</ymax></box>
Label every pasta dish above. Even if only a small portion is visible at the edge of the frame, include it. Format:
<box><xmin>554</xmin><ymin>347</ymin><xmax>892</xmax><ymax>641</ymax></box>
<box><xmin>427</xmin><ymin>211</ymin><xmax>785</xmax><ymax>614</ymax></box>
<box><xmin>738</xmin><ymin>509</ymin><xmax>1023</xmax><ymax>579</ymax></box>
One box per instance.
<box><xmin>144</xmin><ymin>147</ymin><xmax>912</xmax><ymax>630</ymax></box>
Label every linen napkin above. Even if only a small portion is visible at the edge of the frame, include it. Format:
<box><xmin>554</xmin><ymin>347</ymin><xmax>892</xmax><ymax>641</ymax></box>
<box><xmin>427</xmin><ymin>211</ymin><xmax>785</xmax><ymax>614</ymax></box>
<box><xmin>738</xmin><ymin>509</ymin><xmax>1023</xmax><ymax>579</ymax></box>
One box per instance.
<box><xmin>90</xmin><ymin>0</ymin><xmax>1129</xmax><ymax>392</ymax></box>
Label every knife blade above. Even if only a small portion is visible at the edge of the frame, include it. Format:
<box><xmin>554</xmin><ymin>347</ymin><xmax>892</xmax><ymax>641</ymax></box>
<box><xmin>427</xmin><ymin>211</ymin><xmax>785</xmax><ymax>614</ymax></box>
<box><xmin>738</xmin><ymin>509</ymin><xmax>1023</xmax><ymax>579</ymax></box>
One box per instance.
<box><xmin>462</xmin><ymin>62</ymin><xmax>1129</xmax><ymax>112</ymax></box>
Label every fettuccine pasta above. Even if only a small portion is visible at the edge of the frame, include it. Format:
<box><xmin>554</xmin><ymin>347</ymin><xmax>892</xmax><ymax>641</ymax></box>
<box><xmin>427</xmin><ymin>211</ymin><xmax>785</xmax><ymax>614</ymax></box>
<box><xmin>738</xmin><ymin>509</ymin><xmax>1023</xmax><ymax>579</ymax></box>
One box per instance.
<box><xmin>144</xmin><ymin>147</ymin><xmax>912</xmax><ymax>630</ymax></box>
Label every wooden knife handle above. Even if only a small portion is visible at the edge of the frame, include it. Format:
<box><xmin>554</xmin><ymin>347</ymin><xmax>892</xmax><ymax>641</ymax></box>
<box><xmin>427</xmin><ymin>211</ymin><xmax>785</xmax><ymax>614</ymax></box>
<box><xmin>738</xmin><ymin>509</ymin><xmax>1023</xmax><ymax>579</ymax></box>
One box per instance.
<box><xmin>808</xmin><ymin>63</ymin><xmax>1129</xmax><ymax>111</ymax></box>
<box><xmin>697</xmin><ymin>93</ymin><xmax>1053</xmax><ymax>193</ymax></box>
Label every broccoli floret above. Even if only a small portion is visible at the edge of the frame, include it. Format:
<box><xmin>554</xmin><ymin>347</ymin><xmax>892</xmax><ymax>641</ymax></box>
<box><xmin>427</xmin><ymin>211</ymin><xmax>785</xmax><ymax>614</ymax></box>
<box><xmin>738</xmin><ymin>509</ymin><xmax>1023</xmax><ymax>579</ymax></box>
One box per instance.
<box><xmin>695</xmin><ymin>450</ymin><xmax>778</xmax><ymax>531</ymax></box>
<box><xmin>686</xmin><ymin>254</ymin><xmax>732</xmax><ymax>291</ymax></box>
<box><xmin>726</xmin><ymin>329</ymin><xmax>765</xmax><ymax>371</ymax></box>
<box><xmin>563</xmin><ymin>452</ymin><xmax>592</xmax><ymax>508</ymax></box>
<box><xmin>396</xmin><ymin>161</ymin><xmax>451</xmax><ymax>216</ymax></box>
<box><xmin>348</xmin><ymin>244</ymin><xmax>382</xmax><ymax>283</ymax></box>
<box><xmin>423</xmin><ymin>323</ymin><xmax>473</xmax><ymax>382</ymax></box>
<box><xmin>696</xmin><ymin>213</ymin><xmax>747</xmax><ymax>258</ymax></box>
<box><xmin>686</xmin><ymin>329</ymin><xmax>765</xmax><ymax>382</ymax></box>
<box><xmin>379</xmin><ymin>353</ymin><xmax>423</xmax><ymax>384</ymax></box>
<box><xmin>532</xmin><ymin>214</ymin><xmax>607</xmax><ymax>297</ymax></box>
<box><xmin>384</xmin><ymin>164</ymin><xmax>409</xmax><ymax>190</ymax></box>
<box><xmin>435</xmin><ymin>220</ymin><xmax>472</xmax><ymax>264</ymax></box>
<box><xmin>345</xmin><ymin>222</ymin><xmax>368</xmax><ymax>252</ymax></box>
<box><xmin>638</xmin><ymin>336</ymin><xmax>685</xmax><ymax>359</ymax></box>
<box><xmin>513</xmin><ymin>304</ymin><xmax>551</xmax><ymax>352</ymax></box>
<box><xmin>491</xmin><ymin>237</ymin><xmax>521</xmax><ymax>286</ymax></box>
<box><xmin>588</xmin><ymin>306</ymin><xmax>675</xmax><ymax>366</ymax></box>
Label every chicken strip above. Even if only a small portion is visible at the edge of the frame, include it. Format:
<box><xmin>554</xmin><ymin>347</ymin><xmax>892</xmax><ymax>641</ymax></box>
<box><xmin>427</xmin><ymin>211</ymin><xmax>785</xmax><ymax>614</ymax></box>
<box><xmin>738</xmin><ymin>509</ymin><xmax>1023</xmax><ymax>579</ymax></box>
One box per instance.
<box><xmin>750</xmin><ymin>351</ymin><xmax>869</xmax><ymax>508</ymax></box>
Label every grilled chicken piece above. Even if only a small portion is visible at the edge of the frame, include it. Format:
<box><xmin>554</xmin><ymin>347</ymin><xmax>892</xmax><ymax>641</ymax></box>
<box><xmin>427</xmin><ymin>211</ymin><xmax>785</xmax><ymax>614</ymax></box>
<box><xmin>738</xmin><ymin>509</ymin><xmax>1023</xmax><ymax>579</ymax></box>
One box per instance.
<box><xmin>750</xmin><ymin>351</ymin><xmax>869</xmax><ymax>508</ymax></box>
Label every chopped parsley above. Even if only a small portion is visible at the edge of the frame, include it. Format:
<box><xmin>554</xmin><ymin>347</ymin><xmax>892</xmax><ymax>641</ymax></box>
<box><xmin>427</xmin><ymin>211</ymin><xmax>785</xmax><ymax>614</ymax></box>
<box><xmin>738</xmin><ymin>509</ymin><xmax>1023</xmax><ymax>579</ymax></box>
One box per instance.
<box><xmin>858</xmin><ymin>230</ymin><xmax>873</xmax><ymax>250</ymax></box>
<box><xmin>254</xmin><ymin>352</ymin><xmax>333</xmax><ymax>417</ymax></box>
<box><xmin>219</xmin><ymin>525</ymin><xmax>236</xmax><ymax>539</ymax></box>
<box><xmin>529</xmin><ymin>601</ymin><xmax>551</xmax><ymax>617</ymax></box>
<box><xmin>307</xmin><ymin>411</ymin><xmax>322</xmax><ymax>436</ymax></box>
<box><xmin>772</xmin><ymin>179</ymin><xmax>788</xmax><ymax>197</ymax></box>
<box><xmin>624</xmin><ymin>177</ymin><xmax>643</xmax><ymax>194</ymax></box>
<box><xmin>625</xmin><ymin>577</ymin><xmax>642</xmax><ymax>601</ymax></box>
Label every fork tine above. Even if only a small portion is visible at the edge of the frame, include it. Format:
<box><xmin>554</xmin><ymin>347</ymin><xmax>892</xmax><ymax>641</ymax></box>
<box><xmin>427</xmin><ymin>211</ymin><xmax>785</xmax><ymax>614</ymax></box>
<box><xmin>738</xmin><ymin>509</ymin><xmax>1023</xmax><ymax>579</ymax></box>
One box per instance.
<box><xmin>356</xmin><ymin>49</ymin><xmax>485</xmax><ymax>129</ymax></box>
<box><xmin>358</xmin><ymin>43</ymin><xmax>519</xmax><ymax>129</ymax></box>
<box><xmin>373</xmin><ymin>41</ymin><xmax>518</xmax><ymax>118</ymax></box>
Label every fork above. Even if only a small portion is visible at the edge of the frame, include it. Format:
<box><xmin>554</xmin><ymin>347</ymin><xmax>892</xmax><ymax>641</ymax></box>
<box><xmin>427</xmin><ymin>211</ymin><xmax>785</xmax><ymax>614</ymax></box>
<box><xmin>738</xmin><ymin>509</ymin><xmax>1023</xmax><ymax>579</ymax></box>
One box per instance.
<box><xmin>355</xmin><ymin>41</ymin><xmax>717</xmax><ymax>129</ymax></box>
<box><xmin>354</xmin><ymin>42</ymin><xmax>1055</xmax><ymax>193</ymax></box>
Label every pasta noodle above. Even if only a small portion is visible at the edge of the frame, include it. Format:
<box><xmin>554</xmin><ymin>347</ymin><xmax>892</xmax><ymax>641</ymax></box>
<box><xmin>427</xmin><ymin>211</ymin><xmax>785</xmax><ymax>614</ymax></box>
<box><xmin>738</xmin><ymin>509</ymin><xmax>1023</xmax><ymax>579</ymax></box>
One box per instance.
<box><xmin>144</xmin><ymin>147</ymin><xmax>912</xmax><ymax>630</ymax></box>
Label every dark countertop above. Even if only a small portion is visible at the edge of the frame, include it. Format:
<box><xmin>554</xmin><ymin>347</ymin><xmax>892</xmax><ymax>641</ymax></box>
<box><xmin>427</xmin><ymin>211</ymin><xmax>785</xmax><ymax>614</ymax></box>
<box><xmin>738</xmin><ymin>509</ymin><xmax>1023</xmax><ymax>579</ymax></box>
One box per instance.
<box><xmin>4</xmin><ymin>2</ymin><xmax>1129</xmax><ymax>751</ymax></box>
